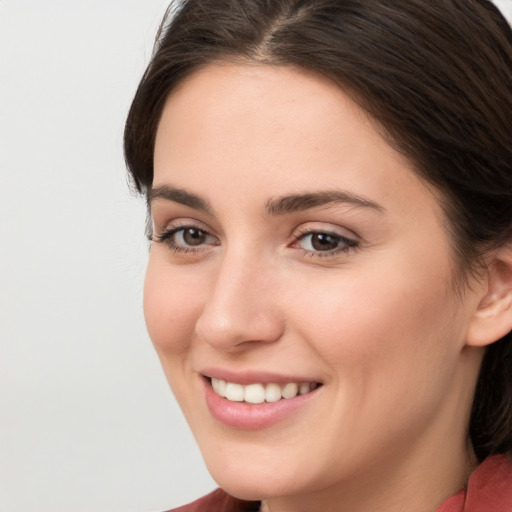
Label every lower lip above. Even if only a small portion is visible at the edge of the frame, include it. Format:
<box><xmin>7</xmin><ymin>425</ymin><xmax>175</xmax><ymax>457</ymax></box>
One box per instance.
<box><xmin>203</xmin><ymin>378</ymin><xmax>321</xmax><ymax>430</ymax></box>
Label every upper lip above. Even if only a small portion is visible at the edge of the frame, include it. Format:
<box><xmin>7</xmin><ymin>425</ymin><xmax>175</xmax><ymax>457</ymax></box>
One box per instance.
<box><xmin>200</xmin><ymin>368</ymin><xmax>322</xmax><ymax>385</ymax></box>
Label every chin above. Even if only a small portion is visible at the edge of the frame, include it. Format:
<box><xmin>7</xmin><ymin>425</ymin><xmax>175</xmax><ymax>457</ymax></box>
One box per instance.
<box><xmin>209</xmin><ymin>468</ymin><xmax>299</xmax><ymax>502</ymax></box>
<box><xmin>201</xmin><ymin>446</ymin><xmax>324</xmax><ymax>502</ymax></box>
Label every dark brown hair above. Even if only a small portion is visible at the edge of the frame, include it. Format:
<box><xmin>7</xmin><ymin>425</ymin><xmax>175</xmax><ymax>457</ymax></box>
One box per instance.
<box><xmin>124</xmin><ymin>0</ymin><xmax>512</xmax><ymax>460</ymax></box>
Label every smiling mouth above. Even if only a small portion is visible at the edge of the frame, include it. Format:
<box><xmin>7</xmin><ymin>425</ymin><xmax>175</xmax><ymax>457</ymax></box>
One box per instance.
<box><xmin>209</xmin><ymin>378</ymin><xmax>321</xmax><ymax>404</ymax></box>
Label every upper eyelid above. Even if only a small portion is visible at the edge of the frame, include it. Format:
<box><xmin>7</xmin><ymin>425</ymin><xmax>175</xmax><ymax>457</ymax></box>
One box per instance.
<box><xmin>154</xmin><ymin>217</ymin><xmax>214</xmax><ymax>234</ymax></box>
<box><xmin>295</xmin><ymin>226</ymin><xmax>352</xmax><ymax>236</ymax></box>
<box><xmin>153</xmin><ymin>217</ymin><xmax>360</xmax><ymax>243</ymax></box>
<box><xmin>292</xmin><ymin>230</ymin><xmax>358</xmax><ymax>247</ymax></box>
<box><xmin>293</xmin><ymin>222</ymin><xmax>359</xmax><ymax>240</ymax></box>
<box><xmin>156</xmin><ymin>225</ymin><xmax>216</xmax><ymax>242</ymax></box>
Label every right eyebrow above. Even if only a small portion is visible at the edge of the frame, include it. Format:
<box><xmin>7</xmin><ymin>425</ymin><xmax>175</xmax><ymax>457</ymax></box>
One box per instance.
<box><xmin>148</xmin><ymin>185</ymin><xmax>212</xmax><ymax>214</ymax></box>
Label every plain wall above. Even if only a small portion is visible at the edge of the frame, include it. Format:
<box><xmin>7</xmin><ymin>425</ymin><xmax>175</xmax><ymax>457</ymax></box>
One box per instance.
<box><xmin>0</xmin><ymin>2</ymin><xmax>216</xmax><ymax>511</ymax></box>
<box><xmin>1</xmin><ymin>1</ymin><xmax>511</xmax><ymax>511</ymax></box>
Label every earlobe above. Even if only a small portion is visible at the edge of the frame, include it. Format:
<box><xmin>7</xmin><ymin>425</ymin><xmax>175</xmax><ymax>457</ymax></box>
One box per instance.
<box><xmin>466</xmin><ymin>247</ymin><xmax>512</xmax><ymax>347</ymax></box>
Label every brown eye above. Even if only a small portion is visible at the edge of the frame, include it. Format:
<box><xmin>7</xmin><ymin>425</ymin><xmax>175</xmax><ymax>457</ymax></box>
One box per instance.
<box><xmin>155</xmin><ymin>225</ymin><xmax>217</xmax><ymax>252</ymax></box>
<box><xmin>182</xmin><ymin>228</ymin><xmax>208</xmax><ymax>246</ymax></box>
<box><xmin>310</xmin><ymin>233</ymin><xmax>340</xmax><ymax>251</ymax></box>
<box><xmin>296</xmin><ymin>231</ymin><xmax>358</xmax><ymax>255</ymax></box>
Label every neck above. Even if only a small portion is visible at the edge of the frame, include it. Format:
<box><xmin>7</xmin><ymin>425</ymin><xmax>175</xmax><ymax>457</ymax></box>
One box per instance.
<box><xmin>263</xmin><ymin>444</ymin><xmax>477</xmax><ymax>512</ymax></box>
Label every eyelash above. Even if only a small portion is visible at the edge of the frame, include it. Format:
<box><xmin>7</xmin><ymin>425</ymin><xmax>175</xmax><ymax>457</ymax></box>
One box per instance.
<box><xmin>152</xmin><ymin>224</ymin><xmax>359</xmax><ymax>258</ymax></box>
<box><xmin>151</xmin><ymin>225</ymin><xmax>218</xmax><ymax>254</ymax></box>
<box><xmin>293</xmin><ymin>227</ymin><xmax>359</xmax><ymax>258</ymax></box>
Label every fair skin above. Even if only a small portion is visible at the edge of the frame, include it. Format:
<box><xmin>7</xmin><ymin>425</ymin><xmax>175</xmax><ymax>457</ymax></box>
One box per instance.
<box><xmin>145</xmin><ymin>63</ymin><xmax>506</xmax><ymax>512</ymax></box>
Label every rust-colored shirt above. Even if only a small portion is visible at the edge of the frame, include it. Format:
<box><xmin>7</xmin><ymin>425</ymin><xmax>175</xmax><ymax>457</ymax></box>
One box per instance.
<box><xmin>167</xmin><ymin>455</ymin><xmax>512</xmax><ymax>512</ymax></box>
<box><xmin>436</xmin><ymin>455</ymin><xmax>512</xmax><ymax>512</ymax></box>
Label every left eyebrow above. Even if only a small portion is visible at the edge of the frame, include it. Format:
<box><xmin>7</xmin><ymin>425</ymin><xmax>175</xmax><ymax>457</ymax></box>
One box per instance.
<box><xmin>265</xmin><ymin>190</ymin><xmax>386</xmax><ymax>215</ymax></box>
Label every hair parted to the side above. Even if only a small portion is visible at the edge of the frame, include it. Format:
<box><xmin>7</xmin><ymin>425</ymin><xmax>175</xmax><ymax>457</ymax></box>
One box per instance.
<box><xmin>124</xmin><ymin>0</ymin><xmax>512</xmax><ymax>461</ymax></box>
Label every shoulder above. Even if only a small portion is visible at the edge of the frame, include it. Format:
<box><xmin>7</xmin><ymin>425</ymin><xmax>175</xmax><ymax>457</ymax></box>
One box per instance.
<box><xmin>465</xmin><ymin>455</ymin><xmax>512</xmax><ymax>511</ymax></box>
<box><xmin>437</xmin><ymin>455</ymin><xmax>512</xmax><ymax>512</ymax></box>
<box><xmin>164</xmin><ymin>488</ymin><xmax>260</xmax><ymax>512</ymax></box>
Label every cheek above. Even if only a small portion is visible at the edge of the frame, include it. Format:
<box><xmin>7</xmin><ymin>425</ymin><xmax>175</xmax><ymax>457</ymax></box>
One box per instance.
<box><xmin>285</xmin><ymin>263</ymin><xmax>464</xmax><ymax>458</ymax></box>
<box><xmin>143</xmin><ymin>256</ymin><xmax>203</xmax><ymax>356</ymax></box>
<box><xmin>292</xmin><ymin>256</ymin><xmax>461</xmax><ymax>391</ymax></box>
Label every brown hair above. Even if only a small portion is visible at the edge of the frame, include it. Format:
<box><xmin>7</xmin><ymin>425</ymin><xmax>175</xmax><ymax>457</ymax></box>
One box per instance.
<box><xmin>124</xmin><ymin>0</ymin><xmax>512</xmax><ymax>460</ymax></box>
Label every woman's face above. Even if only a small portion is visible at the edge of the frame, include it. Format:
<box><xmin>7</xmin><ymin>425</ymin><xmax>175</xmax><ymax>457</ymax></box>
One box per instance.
<box><xmin>146</xmin><ymin>64</ymin><xmax>481</xmax><ymax>505</ymax></box>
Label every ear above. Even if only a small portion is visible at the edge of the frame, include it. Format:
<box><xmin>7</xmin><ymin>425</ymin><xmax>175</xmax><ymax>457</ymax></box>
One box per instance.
<box><xmin>466</xmin><ymin>245</ymin><xmax>512</xmax><ymax>347</ymax></box>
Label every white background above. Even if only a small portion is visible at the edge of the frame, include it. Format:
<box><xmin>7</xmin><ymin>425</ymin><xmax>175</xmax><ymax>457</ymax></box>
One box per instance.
<box><xmin>0</xmin><ymin>2</ymin><xmax>216</xmax><ymax>511</ymax></box>
<box><xmin>1</xmin><ymin>1</ymin><xmax>511</xmax><ymax>511</ymax></box>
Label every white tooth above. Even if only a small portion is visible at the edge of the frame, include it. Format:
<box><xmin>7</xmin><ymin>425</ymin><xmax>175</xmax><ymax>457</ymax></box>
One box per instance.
<box><xmin>281</xmin><ymin>382</ymin><xmax>299</xmax><ymax>399</ymax></box>
<box><xmin>244</xmin><ymin>384</ymin><xmax>265</xmax><ymax>404</ymax></box>
<box><xmin>211</xmin><ymin>378</ymin><xmax>220</xmax><ymax>394</ymax></box>
<box><xmin>225</xmin><ymin>382</ymin><xmax>244</xmax><ymax>401</ymax></box>
<box><xmin>218</xmin><ymin>379</ymin><xmax>227</xmax><ymax>397</ymax></box>
<box><xmin>299</xmin><ymin>383</ymin><xmax>310</xmax><ymax>395</ymax></box>
<box><xmin>265</xmin><ymin>383</ymin><xmax>282</xmax><ymax>402</ymax></box>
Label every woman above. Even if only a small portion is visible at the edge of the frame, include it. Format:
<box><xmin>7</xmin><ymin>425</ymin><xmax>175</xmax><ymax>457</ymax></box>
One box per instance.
<box><xmin>124</xmin><ymin>1</ymin><xmax>512</xmax><ymax>511</ymax></box>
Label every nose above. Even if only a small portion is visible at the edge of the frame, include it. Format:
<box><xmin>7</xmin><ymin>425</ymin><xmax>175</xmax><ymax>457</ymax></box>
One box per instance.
<box><xmin>195</xmin><ymin>250</ymin><xmax>284</xmax><ymax>352</ymax></box>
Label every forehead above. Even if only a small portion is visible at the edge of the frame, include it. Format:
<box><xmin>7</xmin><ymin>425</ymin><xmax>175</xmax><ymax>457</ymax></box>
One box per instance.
<box><xmin>153</xmin><ymin>63</ymin><xmax>441</xmax><ymax>222</ymax></box>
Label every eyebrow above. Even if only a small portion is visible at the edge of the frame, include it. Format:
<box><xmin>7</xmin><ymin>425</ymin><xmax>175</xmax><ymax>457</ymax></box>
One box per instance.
<box><xmin>148</xmin><ymin>185</ymin><xmax>385</xmax><ymax>216</ymax></box>
<box><xmin>265</xmin><ymin>190</ymin><xmax>385</xmax><ymax>215</ymax></box>
<box><xmin>148</xmin><ymin>185</ymin><xmax>212</xmax><ymax>214</ymax></box>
